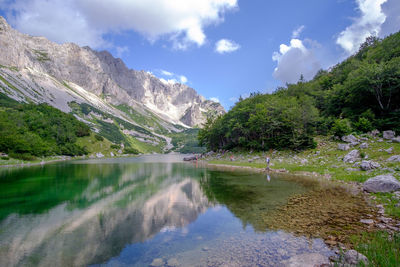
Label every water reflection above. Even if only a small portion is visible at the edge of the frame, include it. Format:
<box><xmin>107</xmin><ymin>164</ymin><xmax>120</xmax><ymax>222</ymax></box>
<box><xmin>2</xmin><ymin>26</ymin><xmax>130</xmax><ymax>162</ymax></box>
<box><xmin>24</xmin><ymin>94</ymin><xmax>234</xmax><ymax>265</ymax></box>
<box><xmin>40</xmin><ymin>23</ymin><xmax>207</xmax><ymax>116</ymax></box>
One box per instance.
<box><xmin>0</xmin><ymin>156</ymin><xmax>333</xmax><ymax>266</ymax></box>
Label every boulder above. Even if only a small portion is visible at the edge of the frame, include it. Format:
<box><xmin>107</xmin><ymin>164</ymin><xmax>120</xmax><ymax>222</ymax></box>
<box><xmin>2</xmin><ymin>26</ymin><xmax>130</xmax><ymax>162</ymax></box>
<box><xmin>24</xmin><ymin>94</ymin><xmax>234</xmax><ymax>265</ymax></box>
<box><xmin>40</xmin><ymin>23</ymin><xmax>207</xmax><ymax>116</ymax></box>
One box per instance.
<box><xmin>342</xmin><ymin>134</ymin><xmax>359</xmax><ymax>143</ymax></box>
<box><xmin>392</xmin><ymin>136</ymin><xmax>400</xmax><ymax>143</ymax></box>
<box><xmin>360</xmin><ymin>160</ymin><xmax>381</xmax><ymax>171</ymax></box>
<box><xmin>387</xmin><ymin>155</ymin><xmax>400</xmax><ymax>162</ymax></box>
<box><xmin>385</xmin><ymin>147</ymin><xmax>393</xmax><ymax>154</ymax></box>
<box><xmin>183</xmin><ymin>155</ymin><xmax>197</xmax><ymax>161</ymax></box>
<box><xmin>96</xmin><ymin>152</ymin><xmax>104</xmax><ymax>158</ymax></box>
<box><xmin>344</xmin><ymin>250</ymin><xmax>369</xmax><ymax>265</ymax></box>
<box><xmin>363</xmin><ymin>174</ymin><xmax>400</xmax><ymax>193</ymax></box>
<box><xmin>383</xmin><ymin>130</ymin><xmax>396</xmax><ymax>140</ymax></box>
<box><xmin>343</xmin><ymin>150</ymin><xmax>360</xmax><ymax>163</ymax></box>
<box><xmin>368</xmin><ymin>129</ymin><xmax>379</xmax><ymax>137</ymax></box>
<box><xmin>338</xmin><ymin>143</ymin><xmax>350</xmax><ymax>151</ymax></box>
<box><xmin>359</xmin><ymin>142</ymin><xmax>369</xmax><ymax>149</ymax></box>
<box><xmin>110</xmin><ymin>152</ymin><xmax>115</xmax><ymax>157</ymax></box>
<box><xmin>280</xmin><ymin>253</ymin><xmax>329</xmax><ymax>267</ymax></box>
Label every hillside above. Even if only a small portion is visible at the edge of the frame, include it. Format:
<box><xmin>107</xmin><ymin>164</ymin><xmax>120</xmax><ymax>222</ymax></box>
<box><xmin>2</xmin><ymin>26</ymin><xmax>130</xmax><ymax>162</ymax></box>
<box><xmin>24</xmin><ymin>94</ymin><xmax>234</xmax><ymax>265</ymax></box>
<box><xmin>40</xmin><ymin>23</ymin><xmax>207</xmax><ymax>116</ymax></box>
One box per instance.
<box><xmin>199</xmin><ymin>32</ymin><xmax>400</xmax><ymax>151</ymax></box>
<box><xmin>0</xmin><ymin>16</ymin><xmax>224</xmax><ymax>154</ymax></box>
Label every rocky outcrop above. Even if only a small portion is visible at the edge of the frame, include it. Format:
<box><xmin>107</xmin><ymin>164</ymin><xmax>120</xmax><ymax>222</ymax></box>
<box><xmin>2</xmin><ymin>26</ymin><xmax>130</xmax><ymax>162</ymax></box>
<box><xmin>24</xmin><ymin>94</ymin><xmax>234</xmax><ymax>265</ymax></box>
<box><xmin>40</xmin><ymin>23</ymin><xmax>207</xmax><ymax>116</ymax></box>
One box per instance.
<box><xmin>387</xmin><ymin>155</ymin><xmax>400</xmax><ymax>162</ymax></box>
<box><xmin>0</xmin><ymin>16</ymin><xmax>224</xmax><ymax>127</ymax></box>
<box><xmin>363</xmin><ymin>175</ymin><xmax>400</xmax><ymax>193</ymax></box>
<box><xmin>338</xmin><ymin>143</ymin><xmax>350</xmax><ymax>151</ymax></box>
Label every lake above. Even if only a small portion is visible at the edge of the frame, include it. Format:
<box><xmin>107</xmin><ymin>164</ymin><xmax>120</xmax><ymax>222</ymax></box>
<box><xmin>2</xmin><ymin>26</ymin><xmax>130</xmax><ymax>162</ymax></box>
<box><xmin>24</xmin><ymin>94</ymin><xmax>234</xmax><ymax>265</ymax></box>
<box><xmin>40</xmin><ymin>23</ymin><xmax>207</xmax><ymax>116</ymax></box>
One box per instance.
<box><xmin>0</xmin><ymin>155</ymin><xmax>334</xmax><ymax>266</ymax></box>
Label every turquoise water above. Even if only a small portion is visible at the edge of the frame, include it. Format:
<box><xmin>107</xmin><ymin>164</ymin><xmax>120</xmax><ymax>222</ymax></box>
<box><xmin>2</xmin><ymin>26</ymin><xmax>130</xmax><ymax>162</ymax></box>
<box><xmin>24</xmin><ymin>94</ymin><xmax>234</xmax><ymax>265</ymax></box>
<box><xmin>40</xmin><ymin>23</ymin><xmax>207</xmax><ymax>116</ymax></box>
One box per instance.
<box><xmin>0</xmin><ymin>155</ymin><xmax>333</xmax><ymax>266</ymax></box>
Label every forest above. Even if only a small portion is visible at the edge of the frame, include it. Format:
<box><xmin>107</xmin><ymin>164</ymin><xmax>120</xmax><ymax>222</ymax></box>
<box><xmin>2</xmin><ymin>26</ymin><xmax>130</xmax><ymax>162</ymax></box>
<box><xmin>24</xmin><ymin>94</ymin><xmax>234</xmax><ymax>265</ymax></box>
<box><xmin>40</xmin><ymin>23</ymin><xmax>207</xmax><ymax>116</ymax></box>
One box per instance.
<box><xmin>0</xmin><ymin>93</ymin><xmax>90</xmax><ymax>160</ymax></box>
<box><xmin>199</xmin><ymin>32</ymin><xmax>400</xmax><ymax>151</ymax></box>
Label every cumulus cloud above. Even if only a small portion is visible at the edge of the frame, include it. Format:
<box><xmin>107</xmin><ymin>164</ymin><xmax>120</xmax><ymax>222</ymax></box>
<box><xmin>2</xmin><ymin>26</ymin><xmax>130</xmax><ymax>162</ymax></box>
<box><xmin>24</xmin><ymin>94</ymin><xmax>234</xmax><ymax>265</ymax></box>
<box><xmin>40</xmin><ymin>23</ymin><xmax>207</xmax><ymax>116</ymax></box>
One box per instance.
<box><xmin>272</xmin><ymin>38</ymin><xmax>321</xmax><ymax>84</ymax></box>
<box><xmin>336</xmin><ymin>0</ymin><xmax>392</xmax><ymax>55</ymax></box>
<box><xmin>1</xmin><ymin>0</ymin><xmax>237</xmax><ymax>49</ymax></box>
<box><xmin>158</xmin><ymin>70</ymin><xmax>188</xmax><ymax>85</ymax></box>
<box><xmin>210</xmin><ymin>97</ymin><xmax>220</xmax><ymax>103</ymax></box>
<box><xmin>292</xmin><ymin>25</ymin><xmax>305</xmax><ymax>38</ymax></box>
<box><xmin>380</xmin><ymin>0</ymin><xmax>400</xmax><ymax>37</ymax></box>
<box><xmin>215</xmin><ymin>39</ymin><xmax>240</xmax><ymax>54</ymax></box>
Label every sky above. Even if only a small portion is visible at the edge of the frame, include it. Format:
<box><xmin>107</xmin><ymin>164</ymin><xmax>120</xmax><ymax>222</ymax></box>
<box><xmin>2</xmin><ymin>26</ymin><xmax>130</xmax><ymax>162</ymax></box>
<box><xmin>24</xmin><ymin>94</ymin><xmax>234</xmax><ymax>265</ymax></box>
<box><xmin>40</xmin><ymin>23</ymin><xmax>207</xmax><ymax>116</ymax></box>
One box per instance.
<box><xmin>0</xmin><ymin>0</ymin><xmax>399</xmax><ymax>110</ymax></box>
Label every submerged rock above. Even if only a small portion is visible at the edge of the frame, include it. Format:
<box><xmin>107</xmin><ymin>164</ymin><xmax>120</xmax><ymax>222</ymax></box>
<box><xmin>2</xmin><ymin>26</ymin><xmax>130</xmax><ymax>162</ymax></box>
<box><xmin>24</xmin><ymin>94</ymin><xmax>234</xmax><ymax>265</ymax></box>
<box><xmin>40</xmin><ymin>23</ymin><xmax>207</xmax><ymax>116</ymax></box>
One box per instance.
<box><xmin>150</xmin><ymin>258</ymin><xmax>164</xmax><ymax>267</ymax></box>
<box><xmin>280</xmin><ymin>253</ymin><xmax>329</xmax><ymax>267</ymax></box>
<box><xmin>363</xmin><ymin>175</ymin><xmax>400</xmax><ymax>193</ymax></box>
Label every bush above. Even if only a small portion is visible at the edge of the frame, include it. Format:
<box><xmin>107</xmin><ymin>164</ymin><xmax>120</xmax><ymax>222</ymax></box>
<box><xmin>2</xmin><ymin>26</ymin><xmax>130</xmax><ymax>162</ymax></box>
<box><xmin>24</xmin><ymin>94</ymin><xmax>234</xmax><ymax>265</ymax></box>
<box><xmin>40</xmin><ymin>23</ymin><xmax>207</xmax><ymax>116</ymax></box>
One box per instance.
<box><xmin>331</xmin><ymin>118</ymin><xmax>352</xmax><ymax>137</ymax></box>
<box><xmin>1</xmin><ymin>156</ymin><xmax>9</xmax><ymax>160</ymax></box>
<box><xmin>94</xmin><ymin>134</ymin><xmax>104</xmax><ymax>141</ymax></box>
<box><xmin>123</xmin><ymin>147</ymin><xmax>139</xmax><ymax>154</ymax></box>
<box><xmin>110</xmin><ymin>144</ymin><xmax>120</xmax><ymax>149</ymax></box>
<box><xmin>354</xmin><ymin>117</ymin><xmax>374</xmax><ymax>133</ymax></box>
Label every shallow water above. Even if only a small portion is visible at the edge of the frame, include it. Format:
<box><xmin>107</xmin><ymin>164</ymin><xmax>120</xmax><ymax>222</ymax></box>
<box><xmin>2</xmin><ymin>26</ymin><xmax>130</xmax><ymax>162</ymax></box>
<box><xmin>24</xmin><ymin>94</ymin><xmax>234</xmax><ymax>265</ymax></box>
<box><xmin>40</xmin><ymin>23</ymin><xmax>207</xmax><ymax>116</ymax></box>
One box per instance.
<box><xmin>0</xmin><ymin>155</ymin><xmax>334</xmax><ymax>266</ymax></box>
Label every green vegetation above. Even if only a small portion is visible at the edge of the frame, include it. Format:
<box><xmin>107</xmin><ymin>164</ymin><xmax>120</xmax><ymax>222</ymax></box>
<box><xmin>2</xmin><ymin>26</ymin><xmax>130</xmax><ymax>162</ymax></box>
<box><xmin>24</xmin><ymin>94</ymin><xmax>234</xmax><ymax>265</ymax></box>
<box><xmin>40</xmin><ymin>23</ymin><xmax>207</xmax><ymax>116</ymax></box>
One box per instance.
<box><xmin>169</xmin><ymin>128</ymin><xmax>206</xmax><ymax>153</ymax></box>
<box><xmin>352</xmin><ymin>231</ymin><xmax>400</xmax><ymax>266</ymax></box>
<box><xmin>0</xmin><ymin>93</ymin><xmax>90</xmax><ymax>159</ymax></box>
<box><xmin>199</xmin><ymin>32</ymin><xmax>400</xmax><ymax>151</ymax></box>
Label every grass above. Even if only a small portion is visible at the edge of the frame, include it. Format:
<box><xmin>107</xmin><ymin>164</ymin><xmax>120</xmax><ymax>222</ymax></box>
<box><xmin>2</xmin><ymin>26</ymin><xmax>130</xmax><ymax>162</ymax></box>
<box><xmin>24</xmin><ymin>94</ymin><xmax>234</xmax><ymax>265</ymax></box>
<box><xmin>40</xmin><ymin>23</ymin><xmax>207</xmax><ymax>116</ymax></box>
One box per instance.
<box><xmin>351</xmin><ymin>231</ymin><xmax>400</xmax><ymax>266</ymax></box>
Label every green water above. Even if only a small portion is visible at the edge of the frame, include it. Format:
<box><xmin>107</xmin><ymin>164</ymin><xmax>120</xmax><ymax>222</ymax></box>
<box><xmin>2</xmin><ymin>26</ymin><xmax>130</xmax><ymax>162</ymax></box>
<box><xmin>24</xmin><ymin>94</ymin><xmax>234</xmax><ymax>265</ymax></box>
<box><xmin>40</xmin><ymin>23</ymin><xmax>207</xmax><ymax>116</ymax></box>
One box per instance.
<box><xmin>0</xmin><ymin>155</ymin><xmax>333</xmax><ymax>266</ymax></box>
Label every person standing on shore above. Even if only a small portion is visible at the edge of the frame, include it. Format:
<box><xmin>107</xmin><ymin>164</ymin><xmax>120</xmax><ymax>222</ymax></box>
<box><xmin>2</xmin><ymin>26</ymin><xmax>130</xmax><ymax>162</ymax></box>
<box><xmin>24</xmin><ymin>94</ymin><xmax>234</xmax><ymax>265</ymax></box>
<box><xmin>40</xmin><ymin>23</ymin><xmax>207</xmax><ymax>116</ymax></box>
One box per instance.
<box><xmin>265</xmin><ymin>156</ymin><xmax>270</xmax><ymax>170</ymax></box>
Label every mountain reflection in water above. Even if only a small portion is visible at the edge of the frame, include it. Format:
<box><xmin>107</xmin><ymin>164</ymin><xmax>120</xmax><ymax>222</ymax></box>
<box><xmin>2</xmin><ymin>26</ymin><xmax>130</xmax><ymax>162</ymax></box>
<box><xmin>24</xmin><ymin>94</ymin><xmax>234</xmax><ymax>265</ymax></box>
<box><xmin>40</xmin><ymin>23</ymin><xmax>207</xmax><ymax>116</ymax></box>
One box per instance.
<box><xmin>0</xmin><ymin>155</ymin><xmax>333</xmax><ymax>266</ymax></box>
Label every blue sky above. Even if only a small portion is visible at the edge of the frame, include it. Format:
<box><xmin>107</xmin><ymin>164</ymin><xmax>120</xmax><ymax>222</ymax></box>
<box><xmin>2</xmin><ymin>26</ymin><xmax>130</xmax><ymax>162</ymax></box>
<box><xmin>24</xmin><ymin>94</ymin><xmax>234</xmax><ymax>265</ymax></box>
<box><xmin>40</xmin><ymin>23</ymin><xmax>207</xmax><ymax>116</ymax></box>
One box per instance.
<box><xmin>1</xmin><ymin>0</ymin><xmax>399</xmax><ymax>110</ymax></box>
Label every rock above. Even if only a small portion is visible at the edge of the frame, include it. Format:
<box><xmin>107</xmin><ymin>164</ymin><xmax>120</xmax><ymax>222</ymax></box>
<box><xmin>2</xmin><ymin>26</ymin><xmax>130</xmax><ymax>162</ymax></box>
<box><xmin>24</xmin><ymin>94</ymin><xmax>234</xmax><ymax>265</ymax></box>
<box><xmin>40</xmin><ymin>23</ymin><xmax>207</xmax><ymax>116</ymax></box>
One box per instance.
<box><xmin>338</xmin><ymin>143</ymin><xmax>350</xmax><ymax>151</ymax></box>
<box><xmin>202</xmin><ymin>246</ymin><xmax>209</xmax><ymax>251</ymax></box>
<box><xmin>363</xmin><ymin>174</ymin><xmax>400</xmax><ymax>193</ymax></box>
<box><xmin>360</xmin><ymin>219</ymin><xmax>374</xmax><ymax>225</ymax></box>
<box><xmin>359</xmin><ymin>142</ymin><xmax>369</xmax><ymax>149</ymax></box>
<box><xmin>117</xmin><ymin>149</ymin><xmax>123</xmax><ymax>154</ymax></box>
<box><xmin>360</xmin><ymin>160</ymin><xmax>381</xmax><ymax>171</ymax></box>
<box><xmin>167</xmin><ymin>258</ymin><xmax>179</xmax><ymax>267</ymax></box>
<box><xmin>110</xmin><ymin>152</ymin><xmax>114</xmax><ymax>157</ymax></box>
<box><xmin>280</xmin><ymin>253</ymin><xmax>329</xmax><ymax>267</ymax></box>
<box><xmin>393</xmin><ymin>136</ymin><xmax>400</xmax><ymax>143</ymax></box>
<box><xmin>387</xmin><ymin>155</ymin><xmax>400</xmax><ymax>162</ymax></box>
<box><xmin>385</xmin><ymin>147</ymin><xmax>393</xmax><ymax>154</ymax></box>
<box><xmin>96</xmin><ymin>152</ymin><xmax>104</xmax><ymax>158</ymax></box>
<box><xmin>344</xmin><ymin>250</ymin><xmax>369</xmax><ymax>265</ymax></box>
<box><xmin>300</xmin><ymin>159</ymin><xmax>308</xmax><ymax>165</ymax></box>
<box><xmin>342</xmin><ymin>134</ymin><xmax>359</xmax><ymax>143</ymax></box>
<box><xmin>248</xmin><ymin>159</ymin><xmax>253</xmax><ymax>163</ymax></box>
<box><xmin>368</xmin><ymin>129</ymin><xmax>379</xmax><ymax>137</ymax></box>
<box><xmin>343</xmin><ymin>150</ymin><xmax>360</xmax><ymax>163</ymax></box>
<box><xmin>378</xmin><ymin>139</ymin><xmax>384</xmax><ymax>142</ymax></box>
<box><xmin>150</xmin><ymin>258</ymin><xmax>164</xmax><ymax>267</ymax></box>
<box><xmin>183</xmin><ymin>155</ymin><xmax>197</xmax><ymax>161</ymax></box>
<box><xmin>383</xmin><ymin>130</ymin><xmax>396</xmax><ymax>140</ymax></box>
<box><xmin>253</xmin><ymin>156</ymin><xmax>260</xmax><ymax>160</ymax></box>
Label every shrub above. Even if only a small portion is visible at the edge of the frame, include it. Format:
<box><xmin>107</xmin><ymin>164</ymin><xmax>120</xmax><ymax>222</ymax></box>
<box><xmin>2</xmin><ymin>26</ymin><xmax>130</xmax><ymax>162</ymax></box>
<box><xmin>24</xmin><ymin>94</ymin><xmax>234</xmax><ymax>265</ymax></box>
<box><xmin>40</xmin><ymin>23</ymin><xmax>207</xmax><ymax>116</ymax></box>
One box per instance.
<box><xmin>110</xmin><ymin>144</ymin><xmax>120</xmax><ymax>149</ymax></box>
<box><xmin>354</xmin><ymin>117</ymin><xmax>373</xmax><ymax>133</ymax></box>
<box><xmin>94</xmin><ymin>134</ymin><xmax>104</xmax><ymax>141</ymax></box>
<box><xmin>331</xmin><ymin>118</ymin><xmax>352</xmax><ymax>137</ymax></box>
<box><xmin>123</xmin><ymin>147</ymin><xmax>139</xmax><ymax>154</ymax></box>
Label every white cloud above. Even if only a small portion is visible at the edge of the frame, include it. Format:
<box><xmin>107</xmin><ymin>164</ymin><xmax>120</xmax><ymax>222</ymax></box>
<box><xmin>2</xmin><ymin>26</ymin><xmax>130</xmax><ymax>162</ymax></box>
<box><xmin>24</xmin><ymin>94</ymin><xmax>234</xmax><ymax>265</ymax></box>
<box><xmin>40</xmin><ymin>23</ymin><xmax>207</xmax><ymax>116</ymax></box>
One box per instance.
<box><xmin>272</xmin><ymin>38</ymin><xmax>321</xmax><ymax>84</ymax></box>
<box><xmin>1</xmin><ymin>0</ymin><xmax>237</xmax><ymax>49</ymax></box>
<box><xmin>380</xmin><ymin>0</ymin><xmax>400</xmax><ymax>37</ymax></box>
<box><xmin>115</xmin><ymin>46</ymin><xmax>129</xmax><ymax>58</ymax></box>
<box><xmin>215</xmin><ymin>39</ymin><xmax>240</xmax><ymax>54</ymax></box>
<box><xmin>158</xmin><ymin>70</ymin><xmax>188</xmax><ymax>84</ymax></box>
<box><xmin>336</xmin><ymin>0</ymin><xmax>387</xmax><ymax>55</ymax></box>
<box><xmin>292</xmin><ymin>25</ymin><xmax>305</xmax><ymax>38</ymax></box>
<box><xmin>180</xmin><ymin>75</ymin><xmax>188</xmax><ymax>84</ymax></box>
<box><xmin>210</xmin><ymin>97</ymin><xmax>220</xmax><ymax>103</ymax></box>
<box><xmin>161</xmin><ymin>70</ymin><xmax>173</xmax><ymax>76</ymax></box>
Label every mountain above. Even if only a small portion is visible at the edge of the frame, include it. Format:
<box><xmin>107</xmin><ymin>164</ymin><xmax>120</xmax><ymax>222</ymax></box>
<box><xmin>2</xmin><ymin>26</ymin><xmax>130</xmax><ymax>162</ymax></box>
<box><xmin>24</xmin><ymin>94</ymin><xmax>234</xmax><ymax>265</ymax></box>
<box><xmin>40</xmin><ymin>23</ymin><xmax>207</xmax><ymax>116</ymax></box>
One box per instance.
<box><xmin>0</xmin><ymin>16</ymin><xmax>224</xmax><ymax>153</ymax></box>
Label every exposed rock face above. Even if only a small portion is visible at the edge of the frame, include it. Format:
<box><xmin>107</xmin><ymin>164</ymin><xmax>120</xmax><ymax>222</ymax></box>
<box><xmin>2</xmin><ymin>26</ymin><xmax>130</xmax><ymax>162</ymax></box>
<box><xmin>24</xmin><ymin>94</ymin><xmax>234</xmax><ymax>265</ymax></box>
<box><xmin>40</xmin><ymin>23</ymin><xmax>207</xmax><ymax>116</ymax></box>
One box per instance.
<box><xmin>363</xmin><ymin>175</ymin><xmax>400</xmax><ymax>193</ymax></box>
<box><xmin>343</xmin><ymin>150</ymin><xmax>360</xmax><ymax>163</ymax></box>
<box><xmin>383</xmin><ymin>130</ymin><xmax>396</xmax><ymax>140</ymax></box>
<box><xmin>0</xmin><ymin>16</ymin><xmax>224</xmax><ymax>127</ymax></box>
<box><xmin>343</xmin><ymin>250</ymin><xmax>369</xmax><ymax>265</ymax></box>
